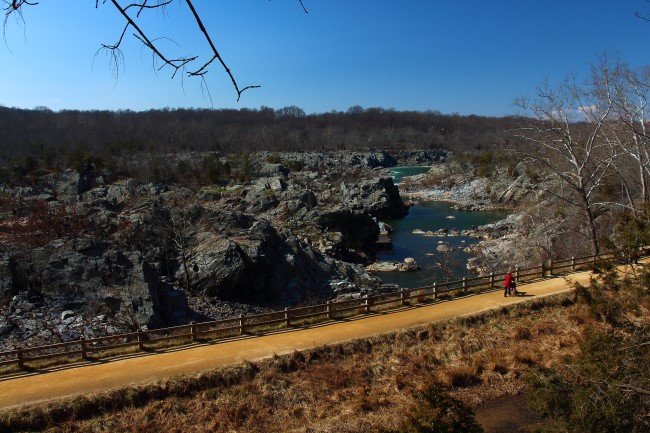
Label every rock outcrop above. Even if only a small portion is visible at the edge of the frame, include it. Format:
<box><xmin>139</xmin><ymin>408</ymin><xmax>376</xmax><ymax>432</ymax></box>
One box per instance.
<box><xmin>0</xmin><ymin>150</ymin><xmax>414</xmax><ymax>351</ymax></box>
<box><xmin>366</xmin><ymin>258</ymin><xmax>419</xmax><ymax>272</ymax></box>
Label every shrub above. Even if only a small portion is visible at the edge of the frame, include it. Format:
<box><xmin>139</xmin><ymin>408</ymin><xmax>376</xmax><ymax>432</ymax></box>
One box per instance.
<box><xmin>383</xmin><ymin>380</ymin><xmax>482</xmax><ymax>433</ymax></box>
<box><xmin>527</xmin><ymin>267</ymin><xmax>650</xmax><ymax>433</ymax></box>
<box><xmin>439</xmin><ymin>365</ymin><xmax>481</xmax><ymax>388</ymax></box>
<box><xmin>513</xmin><ymin>326</ymin><xmax>532</xmax><ymax>340</ymax></box>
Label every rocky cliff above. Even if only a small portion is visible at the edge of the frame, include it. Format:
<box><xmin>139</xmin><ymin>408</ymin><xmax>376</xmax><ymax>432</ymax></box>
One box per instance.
<box><xmin>0</xmin><ymin>151</ymin><xmax>413</xmax><ymax>350</ymax></box>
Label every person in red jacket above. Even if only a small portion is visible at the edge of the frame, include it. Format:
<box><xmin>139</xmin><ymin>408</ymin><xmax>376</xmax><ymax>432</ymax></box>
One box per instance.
<box><xmin>504</xmin><ymin>271</ymin><xmax>514</xmax><ymax>297</ymax></box>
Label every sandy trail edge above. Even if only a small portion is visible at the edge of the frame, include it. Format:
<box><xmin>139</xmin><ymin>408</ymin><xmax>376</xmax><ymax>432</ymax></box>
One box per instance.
<box><xmin>0</xmin><ymin>263</ymin><xmax>637</xmax><ymax>410</ymax></box>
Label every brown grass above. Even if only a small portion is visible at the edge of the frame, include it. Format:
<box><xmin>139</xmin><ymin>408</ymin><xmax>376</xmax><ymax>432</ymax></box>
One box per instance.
<box><xmin>0</xmin><ymin>293</ymin><xmax>588</xmax><ymax>433</ymax></box>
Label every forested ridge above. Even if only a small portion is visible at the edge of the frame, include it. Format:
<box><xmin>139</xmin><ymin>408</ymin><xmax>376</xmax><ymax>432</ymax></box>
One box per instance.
<box><xmin>0</xmin><ymin>105</ymin><xmax>514</xmax><ymax>163</ymax></box>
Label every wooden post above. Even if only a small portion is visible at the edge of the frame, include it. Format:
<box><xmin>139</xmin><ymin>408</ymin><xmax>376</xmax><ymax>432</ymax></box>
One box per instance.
<box><xmin>17</xmin><ymin>349</ymin><xmax>24</xmax><ymax>369</ymax></box>
<box><xmin>571</xmin><ymin>256</ymin><xmax>576</xmax><ymax>271</ymax></box>
<box><xmin>400</xmin><ymin>288</ymin><xmax>406</xmax><ymax>306</ymax></box>
<box><xmin>365</xmin><ymin>296</ymin><xmax>371</xmax><ymax>313</ymax></box>
<box><xmin>515</xmin><ymin>267</ymin><xmax>520</xmax><ymax>280</ymax></box>
<box><xmin>433</xmin><ymin>283</ymin><xmax>437</xmax><ymax>300</ymax></box>
<box><xmin>326</xmin><ymin>300</ymin><xmax>332</xmax><ymax>319</ymax></box>
<box><xmin>285</xmin><ymin>307</ymin><xmax>290</xmax><ymax>327</ymax></box>
<box><xmin>462</xmin><ymin>277</ymin><xmax>467</xmax><ymax>293</ymax></box>
<box><xmin>490</xmin><ymin>273</ymin><xmax>495</xmax><ymax>289</ymax></box>
<box><xmin>549</xmin><ymin>260</ymin><xmax>554</xmax><ymax>276</ymax></box>
<box><xmin>137</xmin><ymin>330</ymin><xmax>145</xmax><ymax>351</ymax></box>
<box><xmin>239</xmin><ymin>314</ymin><xmax>244</xmax><ymax>335</ymax></box>
<box><xmin>190</xmin><ymin>321</ymin><xmax>197</xmax><ymax>342</ymax></box>
<box><xmin>80</xmin><ymin>337</ymin><xmax>87</xmax><ymax>360</ymax></box>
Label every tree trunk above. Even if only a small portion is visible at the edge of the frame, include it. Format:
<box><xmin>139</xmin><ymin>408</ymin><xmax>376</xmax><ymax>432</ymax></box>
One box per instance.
<box><xmin>584</xmin><ymin>202</ymin><xmax>600</xmax><ymax>256</ymax></box>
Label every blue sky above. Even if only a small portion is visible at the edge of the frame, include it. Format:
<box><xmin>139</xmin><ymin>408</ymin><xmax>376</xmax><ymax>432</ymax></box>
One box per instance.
<box><xmin>1</xmin><ymin>0</ymin><xmax>648</xmax><ymax>116</ymax></box>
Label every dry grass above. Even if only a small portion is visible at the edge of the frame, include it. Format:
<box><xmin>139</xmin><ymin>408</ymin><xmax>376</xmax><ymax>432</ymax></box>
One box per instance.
<box><xmin>0</xmin><ymin>293</ymin><xmax>590</xmax><ymax>433</ymax></box>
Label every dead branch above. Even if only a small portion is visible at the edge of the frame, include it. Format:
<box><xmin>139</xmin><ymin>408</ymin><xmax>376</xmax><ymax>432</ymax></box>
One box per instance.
<box><xmin>4</xmin><ymin>0</ymin><xmax>310</xmax><ymax>101</ymax></box>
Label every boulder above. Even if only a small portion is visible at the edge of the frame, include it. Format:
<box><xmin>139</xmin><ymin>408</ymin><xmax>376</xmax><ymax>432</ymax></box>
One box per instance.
<box><xmin>366</xmin><ymin>258</ymin><xmax>419</xmax><ymax>272</ymax></box>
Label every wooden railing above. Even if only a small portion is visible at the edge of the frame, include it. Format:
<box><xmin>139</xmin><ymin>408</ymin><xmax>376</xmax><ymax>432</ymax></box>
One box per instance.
<box><xmin>0</xmin><ymin>251</ymin><xmax>624</xmax><ymax>370</ymax></box>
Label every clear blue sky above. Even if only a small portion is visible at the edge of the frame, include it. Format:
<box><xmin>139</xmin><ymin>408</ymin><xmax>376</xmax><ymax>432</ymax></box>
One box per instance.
<box><xmin>1</xmin><ymin>0</ymin><xmax>648</xmax><ymax>116</ymax></box>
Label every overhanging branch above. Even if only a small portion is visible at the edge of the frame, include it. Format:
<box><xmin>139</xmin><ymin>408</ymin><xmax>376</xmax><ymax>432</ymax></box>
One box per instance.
<box><xmin>4</xmin><ymin>0</ymin><xmax>310</xmax><ymax>101</ymax></box>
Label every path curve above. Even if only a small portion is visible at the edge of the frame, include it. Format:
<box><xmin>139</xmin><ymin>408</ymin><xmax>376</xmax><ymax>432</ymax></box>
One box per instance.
<box><xmin>0</xmin><ymin>264</ymin><xmax>634</xmax><ymax>410</ymax></box>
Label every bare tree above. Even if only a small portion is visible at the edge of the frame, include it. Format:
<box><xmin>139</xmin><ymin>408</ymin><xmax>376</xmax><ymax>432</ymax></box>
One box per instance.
<box><xmin>425</xmin><ymin>242</ymin><xmax>460</xmax><ymax>284</ymax></box>
<box><xmin>152</xmin><ymin>199</ymin><xmax>201</xmax><ymax>291</ymax></box>
<box><xmin>2</xmin><ymin>0</ymin><xmax>308</xmax><ymax>101</ymax></box>
<box><xmin>592</xmin><ymin>56</ymin><xmax>650</xmax><ymax>210</ymax></box>
<box><xmin>511</xmin><ymin>76</ymin><xmax>620</xmax><ymax>255</ymax></box>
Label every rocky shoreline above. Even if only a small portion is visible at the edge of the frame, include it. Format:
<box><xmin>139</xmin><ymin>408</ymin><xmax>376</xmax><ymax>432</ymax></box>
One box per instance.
<box><xmin>398</xmin><ymin>161</ymin><xmax>532</xmax><ymax>212</ymax></box>
<box><xmin>396</xmin><ymin>161</ymin><xmax>533</xmax><ymax>275</ymax></box>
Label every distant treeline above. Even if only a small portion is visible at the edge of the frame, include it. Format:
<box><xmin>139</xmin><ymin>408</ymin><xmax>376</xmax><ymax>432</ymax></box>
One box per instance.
<box><xmin>0</xmin><ymin>105</ymin><xmax>520</xmax><ymax>186</ymax></box>
<box><xmin>0</xmin><ymin>105</ymin><xmax>517</xmax><ymax>161</ymax></box>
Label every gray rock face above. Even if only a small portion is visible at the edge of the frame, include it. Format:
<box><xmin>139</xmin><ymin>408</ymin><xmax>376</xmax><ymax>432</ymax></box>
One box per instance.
<box><xmin>3</xmin><ymin>240</ymin><xmax>189</xmax><ymax>331</ymax></box>
<box><xmin>252</xmin><ymin>151</ymin><xmax>399</xmax><ymax>171</ymax></box>
<box><xmin>0</xmin><ymin>150</ymin><xmax>416</xmax><ymax>351</ymax></box>
<box><xmin>391</xmin><ymin>150</ymin><xmax>447</xmax><ymax>165</ymax></box>
<box><xmin>350</xmin><ymin>177</ymin><xmax>409</xmax><ymax>219</ymax></box>
<box><xmin>317</xmin><ymin>210</ymin><xmax>380</xmax><ymax>262</ymax></box>
<box><xmin>401</xmin><ymin>161</ymin><xmax>532</xmax><ymax>210</ymax></box>
<box><xmin>0</xmin><ymin>254</ymin><xmax>16</xmax><ymax>300</ymax></box>
<box><xmin>171</xmin><ymin>210</ymin><xmax>373</xmax><ymax>307</ymax></box>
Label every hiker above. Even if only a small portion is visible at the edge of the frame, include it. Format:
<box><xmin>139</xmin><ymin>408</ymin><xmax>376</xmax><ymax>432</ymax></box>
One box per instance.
<box><xmin>504</xmin><ymin>271</ymin><xmax>514</xmax><ymax>297</ymax></box>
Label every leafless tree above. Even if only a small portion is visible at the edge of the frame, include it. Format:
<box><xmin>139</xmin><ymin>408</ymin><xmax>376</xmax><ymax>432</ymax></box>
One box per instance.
<box><xmin>2</xmin><ymin>0</ymin><xmax>308</xmax><ymax>101</ymax></box>
<box><xmin>511</xmin><ymin>76</ymin><xmax>620</xmax><ymax>255</ymax></box>
<box><xmin>592</xmin><ymin>56</ymin><xmax>650</xmax><ymax>210</ymax></box>
<box><xmin>425</xmin><ymin>242</ymin><xmax>460</xmax><ymax>284</ymax></box>
<box><xmin>152</xmin><ymin>199</ymin><xmax>201</xmax><ymax>291</ymax></box>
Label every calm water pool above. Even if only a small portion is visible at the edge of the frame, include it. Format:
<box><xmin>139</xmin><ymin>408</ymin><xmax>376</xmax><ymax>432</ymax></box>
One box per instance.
<box><xmin>377</xmin><ymin>168</ymin><xmax>505</xmax><ymax>288</ymax></box>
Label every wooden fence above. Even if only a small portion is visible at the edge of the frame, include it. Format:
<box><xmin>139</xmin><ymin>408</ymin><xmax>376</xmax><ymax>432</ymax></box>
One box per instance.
<box><xmin>0</xmin><ymin>251</ymin><xmax>622</xmax><ymax>370</ymax></box>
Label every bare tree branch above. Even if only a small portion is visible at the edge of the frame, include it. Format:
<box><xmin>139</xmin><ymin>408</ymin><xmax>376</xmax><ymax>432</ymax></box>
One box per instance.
<box><xmin>4</xmin><ymin>0</ymin><xmax>310</xmax><ymax>101</ymax></box>
<box><xmin>635</xmin><ymin>0</ymin><xmax>650</xmax><ymax>22</ymax></box>
<box><xmin>184</xmin><ymin>0</ymin><xmax>259</xmax><ymax>101</ymax></box>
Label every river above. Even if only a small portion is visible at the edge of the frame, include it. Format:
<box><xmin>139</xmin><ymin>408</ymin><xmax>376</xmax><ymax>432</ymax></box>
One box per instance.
<box><xmin>376</xmin><ymin>167</ymin><xmax>505</xmax><ymax>288</ymax></box>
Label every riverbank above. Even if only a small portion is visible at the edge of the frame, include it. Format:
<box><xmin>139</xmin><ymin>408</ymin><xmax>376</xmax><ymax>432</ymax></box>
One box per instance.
<box><xmin>397</xmin><ymin>161</ymin><xmax>532</xmax><ymax>212</ymax></box>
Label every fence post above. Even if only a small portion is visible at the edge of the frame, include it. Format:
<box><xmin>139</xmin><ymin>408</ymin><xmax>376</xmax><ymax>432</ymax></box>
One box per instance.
<box><xmin>549</xmin><ymin>260</ymin><xmax>554</xmax><ymax>276</ymax></box>
<box><xmin>190</xmin><ymin>321</ymin><xmax>197</xmax><ymax>342</ymax></box>
<box><xmin>365</xmin><ymin>295</ymin><xmax>371</xmax><ymax>313</ymax></box>
<box><xmin>80</xmin><ymin>337</ymin><xmax>87</xmax><ymax>360</ymax></box>
<box><xmin>462</xmin><ymin>277</ymin><xmax>467</xmax><ymax>293</ymax></box>
<box><xmin>433</xmin><ymin>283</ymin><xmax>437</xmax><ymax>300</ymax></box>
<box><xmin>515</xmin><ymin>267</ymin><xmax>520</xmax><ymax>280</ymax></box>
<box><xmin>571</xmin><ymin>256</ymin><xmax>576</xmax><ymax>271</ymax></box>
<box><xmin>400</xmin><ymin>288</ymin><xmax>406</xmax><ymax>306</ymax></box>
<box><xmin>490</xmin><ymin>273</ymin><xmax>495</xmax><ymax>290</ymax></box>
<box><xmin>137</xmin><ymin>329</ymin><xmax>145</xmax><ymax>351</ymax></box>
<box><xmin>360</xmin><ymin>296</ymin><xmax>367</xmax><ymax>313</ymax></box>
<box><xmin>239</xmin><ymin>314</ymin><xmax>244</xmax><ymax>335</ymax></box>
<box><xmin>326</xmin><ymin>300</ymin><xmax>332</xmax><ymax>319</ymax></box>
<box><xmin>285</xmin><ymin>307</ymin><xmax>291</xmax><ymax>327</ymax></box>
<box><xmin>17</xmin><ymin>349</ymin><xmax>24</xmax><ymax>369</ymax></box>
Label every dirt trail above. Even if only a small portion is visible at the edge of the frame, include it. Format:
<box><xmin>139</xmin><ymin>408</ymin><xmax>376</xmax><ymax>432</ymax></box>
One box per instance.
<box><xmin>0</xmin><ymin>265</ymin><xmax>632</xmax><ymax>410</ymax></box>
